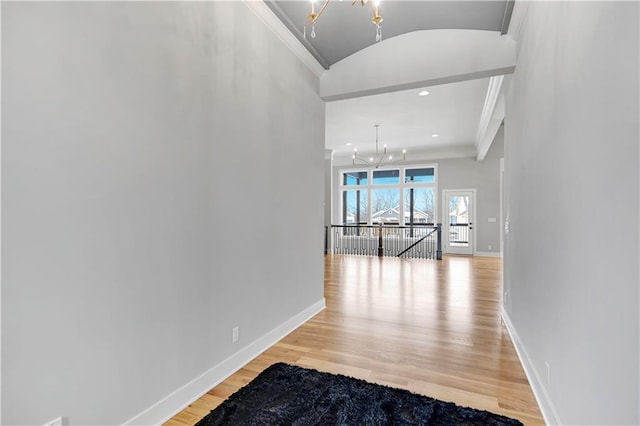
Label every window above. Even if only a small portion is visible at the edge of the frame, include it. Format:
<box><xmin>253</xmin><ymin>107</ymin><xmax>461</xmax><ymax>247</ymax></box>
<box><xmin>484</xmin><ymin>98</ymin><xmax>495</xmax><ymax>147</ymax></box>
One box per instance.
<box><xmin>404</xmin><ymin>187</ymin><xmax>434</xmax><ymax>224</ymax></box>
<box><xmin>372</xmin><ymin>188</ymin><xmax>400</xmax><ymax>224</ymax></box>
<box><xmin>342</xmin><ymin>189</ymin><xmax>368</xmax><ymax>224</ymax></box>
<box><xmin>343</xmin><ymin>171</ymin><xmax>368</xmax><ymax>186</ymax></box>
<box><xmin>372</xmin><ymin>169</ymin><xmax>399</xmax><ymax>185</ymax></box>
<box><xmin>405</xmin><ymin>167</ymin><xmax>435</xmax><ymax>183</ymax></box>
<box><xmin>339</xmin><ymin>165</ymin><xmax>437</xmax><ymax>226</ymax></box>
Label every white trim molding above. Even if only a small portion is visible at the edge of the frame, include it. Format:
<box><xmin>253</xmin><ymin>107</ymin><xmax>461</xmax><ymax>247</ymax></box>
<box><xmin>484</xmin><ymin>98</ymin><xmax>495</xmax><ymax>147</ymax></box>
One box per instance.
<box><xmin>474</xmin><ymin>251</ymin><xmax>502</xmax><ymax>258</ymax></box>
<box><xmin>242</xmin><ymin>1</ymin><xmax>325</xmax><ymax>79</ymax></box>
<box><xmin>507</xmin><ymin>1</ymin><xmax>529</xmax><ymax>43</ymax></box>
<box><xmin>325</xmin><ymin>149</ymin><xmax>333</xmax><ymax>161</ymax></box>
<box><xmin>501</xmin><ymin>309</ymin><xmax>561</xmax><ymax>426</ymax></box>
<box><xmin>122</xmin><ymin>299</ymin><xmax>326</xmax><ymax>426</ymax></box>
<box><xmin>476</xmin><ymin>75</ymin><xmax>505</xmax><ymax>161</ymax></box>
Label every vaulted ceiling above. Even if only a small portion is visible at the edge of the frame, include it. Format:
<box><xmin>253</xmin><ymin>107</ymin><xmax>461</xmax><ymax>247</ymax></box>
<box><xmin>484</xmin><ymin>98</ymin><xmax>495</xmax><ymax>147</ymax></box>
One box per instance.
<box><xmin>262</xmin><ymin>0</ymin><xmax>516</xmax><ymax>164</ymax></box>
<box><xmin>266</xmin><ymin>1</ymin><xmax>514</xmax><ymax>68</ymax></box>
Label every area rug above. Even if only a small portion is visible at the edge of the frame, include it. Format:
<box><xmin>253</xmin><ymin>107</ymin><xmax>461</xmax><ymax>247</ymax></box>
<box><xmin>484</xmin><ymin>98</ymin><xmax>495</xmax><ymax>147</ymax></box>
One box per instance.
<box><xmin>195</xmin><ymin>363</ymin><xmax>523</xmax><ymax>425</ymax></box>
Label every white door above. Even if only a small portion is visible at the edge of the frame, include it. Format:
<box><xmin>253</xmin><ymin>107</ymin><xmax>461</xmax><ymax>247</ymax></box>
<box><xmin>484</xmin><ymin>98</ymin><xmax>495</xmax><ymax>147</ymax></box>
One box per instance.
<box><xmin>443</xmin><ymin>190</ymin><xmax>475</xmax><ymax>255</ymax></box>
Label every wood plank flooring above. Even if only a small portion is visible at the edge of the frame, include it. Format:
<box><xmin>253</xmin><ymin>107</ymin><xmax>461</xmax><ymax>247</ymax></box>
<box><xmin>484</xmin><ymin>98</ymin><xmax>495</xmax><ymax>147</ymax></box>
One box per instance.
<box><xmin>165</xmin><ymin>255</ymin><xmax>544</xmax><ymax>425</ymax></box>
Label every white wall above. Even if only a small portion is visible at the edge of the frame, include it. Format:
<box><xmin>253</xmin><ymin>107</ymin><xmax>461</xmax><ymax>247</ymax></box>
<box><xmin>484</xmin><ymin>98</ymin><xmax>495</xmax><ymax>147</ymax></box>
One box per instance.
<box><xmin>1</xmin><ymin>2</ymin><xmax>325</xmax><ymax>424</ymax></box>
<box><xmin>503</xmin><ymin>2</ymin><xmax>639</xmax><ymax>424</ymax></box>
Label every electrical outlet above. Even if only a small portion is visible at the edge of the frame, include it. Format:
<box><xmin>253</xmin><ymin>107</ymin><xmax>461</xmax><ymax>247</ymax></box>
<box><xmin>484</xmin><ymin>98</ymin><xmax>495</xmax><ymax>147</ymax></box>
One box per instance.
<box><xmin>43</xmin><ymin>417</ymin><xmax>63</xmax><ymax>426</ymax></box>
<box><xmin>232</xmin><ymin>326</ymin><xmax>239</xmax><ymax>343</ymax></box>
<box><xmin>488</xmin><ymin>245</ymin><xmax>492</xmax><ymax>250</ymax></box>
<box><xmin>545</xmin><ymin>361</ymin><xmax>551</xmax><ymax>385</ymax></box>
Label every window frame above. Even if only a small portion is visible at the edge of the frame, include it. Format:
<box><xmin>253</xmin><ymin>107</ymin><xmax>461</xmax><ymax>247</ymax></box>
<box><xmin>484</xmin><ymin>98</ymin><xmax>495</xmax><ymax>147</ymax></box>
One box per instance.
<box><xmin>338</xmin><ymin>164</ymin><xmax>438</xmax><ymax>226</ymax></box>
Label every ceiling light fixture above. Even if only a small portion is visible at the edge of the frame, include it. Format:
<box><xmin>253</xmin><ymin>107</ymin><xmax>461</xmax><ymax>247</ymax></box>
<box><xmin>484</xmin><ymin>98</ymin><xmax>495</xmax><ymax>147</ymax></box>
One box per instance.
<box><xmin>431</xmin><ymin>134</ymin><xmax>439</xmax><ymax>138</ymax></box>
<box><xmin>304</xmin><ymin>0</ymin><xmax>383</xmax><ymax>42</ymax></box>
<box><xmin>418</xmin><ymin>90</ymin><xmax>430</xmax><ymax>96</ymax></box>
<box><xmin>352</xmin><ymin>124</ymin><xmax>406</xmax><ymax>169</ymax></box>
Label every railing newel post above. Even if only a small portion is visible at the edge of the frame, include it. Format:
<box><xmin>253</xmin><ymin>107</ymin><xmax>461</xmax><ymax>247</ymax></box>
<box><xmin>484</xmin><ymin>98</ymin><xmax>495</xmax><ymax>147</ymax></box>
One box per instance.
<box><xmin>436</xmin><ymin>223</ymin><xmax>442</xmax><ymax>260</ymax></box>
<box><xmin>324</xmin><ymin>226</ymin><xmax>328</xmax><ymax>255</ymax></box>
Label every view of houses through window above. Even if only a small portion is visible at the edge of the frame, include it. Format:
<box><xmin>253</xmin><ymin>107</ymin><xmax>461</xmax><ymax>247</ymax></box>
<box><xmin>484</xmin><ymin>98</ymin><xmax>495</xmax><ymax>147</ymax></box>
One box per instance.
<box><xmin>341</xmin><ymin>166</ymin><xmax>436</xmax><ymax>226</ymax></box>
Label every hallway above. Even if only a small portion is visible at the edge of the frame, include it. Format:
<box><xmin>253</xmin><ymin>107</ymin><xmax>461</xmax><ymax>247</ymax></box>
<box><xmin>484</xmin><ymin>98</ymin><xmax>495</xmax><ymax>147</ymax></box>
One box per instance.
<box><xmin>167</xmin><ymin>255</ymin><xmax>543</xmax><ymax>425</ymax></box>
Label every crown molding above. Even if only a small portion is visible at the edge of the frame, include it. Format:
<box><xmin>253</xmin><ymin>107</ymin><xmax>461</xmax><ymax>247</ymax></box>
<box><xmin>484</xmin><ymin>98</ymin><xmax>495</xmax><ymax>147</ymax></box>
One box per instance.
<box><xmin>325</xmin><ymin>149</ymin><xmax>334</xmax><ymax>160</ymax></box>
<box><xmin>242</xmin><ymin>1</ymin><xmax>325</xmax><ymax>79</ymax></box>
<box><xmin>507</xmin><ymin>1</ymin><xmax>529</xmax><ymax>43</ymax></box>
<box><xmin>500</xmin><ymin>0</ymin><xmax>516</xmax><ymax>35</ymax></box>
<box><xmin>331</xmin><ymin>144</ymin><xmax>478</xmax><ymax>167</ymax></box>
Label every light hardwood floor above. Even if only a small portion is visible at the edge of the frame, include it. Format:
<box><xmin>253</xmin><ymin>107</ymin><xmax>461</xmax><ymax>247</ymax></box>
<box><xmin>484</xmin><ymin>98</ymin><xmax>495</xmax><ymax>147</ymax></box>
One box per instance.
<box><xmin>166</xmin><ymin>255</ymin><xmax>544</xmax><ymax>425</ymax></box>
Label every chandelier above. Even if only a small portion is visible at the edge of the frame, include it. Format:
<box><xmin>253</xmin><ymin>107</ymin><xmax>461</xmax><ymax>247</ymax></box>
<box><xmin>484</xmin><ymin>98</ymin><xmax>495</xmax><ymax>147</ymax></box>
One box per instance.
<box><xmin>304</xmin><ymin>0</ymin><xmax>384</xmax><ymax>42</ymax></box>
<box><xmin>352</xmin><ymin>125</ymin><xmax>407</xmax><ymax>169</ymax></box>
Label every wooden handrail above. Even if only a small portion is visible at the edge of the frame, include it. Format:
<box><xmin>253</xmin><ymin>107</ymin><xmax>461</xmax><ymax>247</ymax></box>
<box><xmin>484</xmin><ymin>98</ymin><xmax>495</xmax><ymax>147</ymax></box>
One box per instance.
<box><xmin>331</xmin><ymin>223</ymin><xmax>436</xmax><ymax>229</ymax></box>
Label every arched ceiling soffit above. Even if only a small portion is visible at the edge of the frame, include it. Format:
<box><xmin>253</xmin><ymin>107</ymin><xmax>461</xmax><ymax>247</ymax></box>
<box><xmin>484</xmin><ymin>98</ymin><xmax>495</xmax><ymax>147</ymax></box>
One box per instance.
<box><xmin>320</xmin><ymin>29</ymin><xmax>516</xmax><ymax>101</ymax></box>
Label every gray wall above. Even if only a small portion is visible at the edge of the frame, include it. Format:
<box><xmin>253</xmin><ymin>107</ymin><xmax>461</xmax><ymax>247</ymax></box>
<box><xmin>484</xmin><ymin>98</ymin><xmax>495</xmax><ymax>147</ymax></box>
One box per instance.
<box><xmin>325</xmin><ymin>150</ymin><xmax>333</xmax><ymax>227</ymax></box>
<box><xmin>2</xmin><ymin>2</ymin><xmax>325</xmax><ymax>424</ymax></box>
<box><xmin>504</xmin><ymin>2</ymin><xmax>639</xmax><ymax>424</ymax></box>
<box><xmin>438</xmin><ymin>130</ymin><xmax>504</xmax><ymax>254</ymax></box>
<box><xmin>331</xmin><ymin>131</ymin><xmax>504</xmax><ymax>255</ymax></box>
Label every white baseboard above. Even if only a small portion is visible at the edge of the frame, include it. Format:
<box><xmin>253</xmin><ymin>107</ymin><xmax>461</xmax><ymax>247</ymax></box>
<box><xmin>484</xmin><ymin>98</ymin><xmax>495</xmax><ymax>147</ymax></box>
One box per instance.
<box><xmin>501</xmin><ymin>309</ymin><xmax>560</xmax><ymax>425</ymax></box>
<box><xmin>474</xmin><ymin>251</ymin><xmax>503</xmax><ymax>258</ymax></box>
<box><xmin>123</xmin><ymin>298</ymin><xmax>326</xmax><ymax>426</ymax></box>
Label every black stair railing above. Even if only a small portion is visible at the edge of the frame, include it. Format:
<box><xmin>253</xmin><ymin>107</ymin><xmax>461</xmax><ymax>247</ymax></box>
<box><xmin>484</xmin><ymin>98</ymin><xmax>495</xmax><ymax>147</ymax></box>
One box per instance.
<box><xmin>396</xmin><ymin>226</ymin><xmax>439</xmax><ymax>258</ymax></box>
<box><xmin>329</xmin><ymin>223</ymin><xmax>442</xmax><ymax>260</ymax></box>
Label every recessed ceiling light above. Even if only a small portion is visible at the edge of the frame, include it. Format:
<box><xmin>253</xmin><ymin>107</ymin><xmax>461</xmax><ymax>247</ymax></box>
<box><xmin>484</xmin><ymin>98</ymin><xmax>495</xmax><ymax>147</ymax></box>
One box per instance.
<box><xmin>431</xmin><ymin>134</ymin><xmax>439</xmax><ymax>138</ymax></box>
<box><xmin>345</xmin><ymin>142</ymin><xmax>352</xmax><ymax>146</ymax></box>
<box><xmin>418</xmin><ymin>90</ymin><xmax>430</xmax><ymax>96</ymax></box>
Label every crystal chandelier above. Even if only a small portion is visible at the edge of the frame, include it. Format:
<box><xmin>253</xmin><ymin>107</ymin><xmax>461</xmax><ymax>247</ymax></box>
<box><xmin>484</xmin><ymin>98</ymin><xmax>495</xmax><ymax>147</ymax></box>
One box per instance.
<box><xmin>352</xmin><ymin>125</ymin><xmax>407</xmax><ymax>169</ymax></box>
<box><xmin>304</xmin><ymin>0</ymin><xmax>384</xmax><ymax>42</ymax></box>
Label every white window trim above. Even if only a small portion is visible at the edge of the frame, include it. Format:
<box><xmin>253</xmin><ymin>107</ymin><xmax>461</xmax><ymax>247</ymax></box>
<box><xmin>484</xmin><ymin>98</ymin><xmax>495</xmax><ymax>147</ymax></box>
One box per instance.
<box><xmin>338</xmin><ymin>164</ymin><xmax>439</xmax><ymax>226</ymax></box>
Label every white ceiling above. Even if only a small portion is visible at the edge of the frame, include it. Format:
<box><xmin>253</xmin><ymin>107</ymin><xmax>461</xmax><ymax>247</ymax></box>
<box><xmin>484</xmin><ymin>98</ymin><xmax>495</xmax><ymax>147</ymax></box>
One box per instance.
<box><xmin>326</xmin><ymin>78</ymin><xmax>490</xmax><ymax>158</ymax></box>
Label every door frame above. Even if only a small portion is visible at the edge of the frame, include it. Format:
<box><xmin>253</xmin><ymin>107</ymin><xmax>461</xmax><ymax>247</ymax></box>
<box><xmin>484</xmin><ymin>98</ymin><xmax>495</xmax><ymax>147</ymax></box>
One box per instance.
<box><xmin>442</xmin><ymin>189</ymin><xmax>476</xmax><ymax>255</ymax></box>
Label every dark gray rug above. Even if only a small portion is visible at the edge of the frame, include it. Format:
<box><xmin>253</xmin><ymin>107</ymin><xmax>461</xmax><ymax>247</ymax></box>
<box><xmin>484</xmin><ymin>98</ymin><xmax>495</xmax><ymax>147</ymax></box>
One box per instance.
<box><xmin>195</xmin><ymin>363</ymin><xmax>523</xmax><ymax>425</ymax></box>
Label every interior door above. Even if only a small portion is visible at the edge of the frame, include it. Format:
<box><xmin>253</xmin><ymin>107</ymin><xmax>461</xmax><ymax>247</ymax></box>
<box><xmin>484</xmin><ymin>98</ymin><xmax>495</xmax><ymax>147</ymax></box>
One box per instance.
<box><xmin>443</xmin><ymin>190</ymin><xmax>475</xmax><ymax>255</ymax></box>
